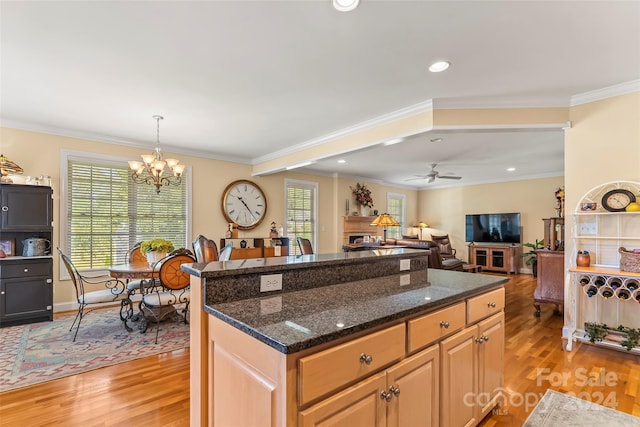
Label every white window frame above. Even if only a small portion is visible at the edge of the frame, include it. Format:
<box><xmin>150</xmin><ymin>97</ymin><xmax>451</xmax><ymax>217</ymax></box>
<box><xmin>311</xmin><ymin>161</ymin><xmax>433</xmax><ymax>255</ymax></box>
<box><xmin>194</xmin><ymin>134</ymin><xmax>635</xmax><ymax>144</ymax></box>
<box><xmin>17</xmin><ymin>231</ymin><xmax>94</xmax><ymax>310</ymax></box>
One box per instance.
<box><xmin>284</xmin><ymin>178</ymin><xmax>318</xmax><ymax>255</ymax></box>
<box><xmin>386</xmin><ymin>192</ymin><xmax>406</xmax><ymax>239</ymax></box>
<box><xmin>59</xmin><ymin>149</ymin><xmax>192</xmax><ymax>279</ymax></box>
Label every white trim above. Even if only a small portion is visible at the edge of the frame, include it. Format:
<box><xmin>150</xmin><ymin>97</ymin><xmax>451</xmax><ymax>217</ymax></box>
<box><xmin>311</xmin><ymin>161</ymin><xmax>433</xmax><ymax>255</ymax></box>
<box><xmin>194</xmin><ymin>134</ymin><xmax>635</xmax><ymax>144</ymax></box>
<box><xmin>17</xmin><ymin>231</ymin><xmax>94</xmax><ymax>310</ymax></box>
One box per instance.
<box><xmin>4</xmin><ymin>120</ymin><xmax>251</xmax><ymax>164</ymax></box>
<box><xmin>386</xmin><ymin>192</ymin><xmax>407</xmax><ymax>239</ymax></box>
<box><xmin>58</xmin><ymin>149</ymin><xmax>192</xmax><ymax>280</ymax></box>
<box><xmin>571</xmin><ymin>79</ymin><xmax>640</xmax><ymax>107</ymax></box>
<box><xmin>284</xmin><ymin>178</ymin><xmax>319</xmax><ymax>254</ymax></box>
<box><xmin>433</xmin><ymin>97</ymin><xmax>571</xmax><ymax>109</ymax></box>
<box><xmin>431</xmin><ymin>123</ymin><xmax>571</xmax><ymax>132</ymax></box>
<box><xmin>253</xmin><ymin>100</ymin><xmax>434</xmax><ymax>165</ymax></box>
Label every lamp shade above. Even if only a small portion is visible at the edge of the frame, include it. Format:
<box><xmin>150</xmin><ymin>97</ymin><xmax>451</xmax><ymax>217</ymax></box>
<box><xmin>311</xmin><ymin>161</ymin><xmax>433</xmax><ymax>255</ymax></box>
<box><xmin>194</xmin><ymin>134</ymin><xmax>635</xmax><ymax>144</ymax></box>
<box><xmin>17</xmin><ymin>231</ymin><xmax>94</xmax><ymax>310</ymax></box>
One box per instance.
<box><xmin>371</xmin><ymin>213</ymin><xmax>400</xmax><ymax>227</ymax></box>
<box><xmin>416</xmin><ymin>221</ymin><xmax>429</xmax><ymax>229</ymax></box>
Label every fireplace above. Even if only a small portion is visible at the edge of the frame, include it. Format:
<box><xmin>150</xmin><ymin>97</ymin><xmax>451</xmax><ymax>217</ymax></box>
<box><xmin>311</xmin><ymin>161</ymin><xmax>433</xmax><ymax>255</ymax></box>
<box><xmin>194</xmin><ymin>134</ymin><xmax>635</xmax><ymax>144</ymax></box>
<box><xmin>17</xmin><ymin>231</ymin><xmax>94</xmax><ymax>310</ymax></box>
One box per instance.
<box><xmin>342</xmin><ymin>215</ymin><xmax>378</xmax><ymax>244</ymax></box>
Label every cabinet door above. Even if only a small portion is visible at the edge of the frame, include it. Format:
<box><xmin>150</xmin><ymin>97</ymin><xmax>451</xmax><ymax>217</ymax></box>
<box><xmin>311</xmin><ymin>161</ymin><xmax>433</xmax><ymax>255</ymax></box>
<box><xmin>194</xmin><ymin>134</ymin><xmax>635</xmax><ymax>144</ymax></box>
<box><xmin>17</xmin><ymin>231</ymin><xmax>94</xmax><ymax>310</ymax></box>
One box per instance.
<box><xmin>299</xmin><ymin>372</ymin><xmax>387</xmax><ymax>427</ymax></box>
<box><xmin>440</xmin><ymin>326</ymin><xmax>478</xmax><ymax>427</ymax></box>
<box><xmin>1</xmin><ymin>185</ymin><xmax>53</xmax><ymax>230</ymax></box>
<box><xmin>477</xmin><ymin>313</ymin><xmax>504</xmax><ymax>419</ymax></box>
<box><xmin>0</xmin><ymin>276</ymin><xmax>52</xmax><ymax>324</ymax></box>
<box><xmin>490</xmin><ymin>249</ymin><xmax>505</xmax><ymax>270</ymax></box>
<box><xmin>386</xmin><ymin>344</ymin><xmax>439</xmax><ymax>427</ymax></box>
<box><xmin>473</xmin><ymin>249</ymin><xmax>488</xmax><ymax>268</ymax></box>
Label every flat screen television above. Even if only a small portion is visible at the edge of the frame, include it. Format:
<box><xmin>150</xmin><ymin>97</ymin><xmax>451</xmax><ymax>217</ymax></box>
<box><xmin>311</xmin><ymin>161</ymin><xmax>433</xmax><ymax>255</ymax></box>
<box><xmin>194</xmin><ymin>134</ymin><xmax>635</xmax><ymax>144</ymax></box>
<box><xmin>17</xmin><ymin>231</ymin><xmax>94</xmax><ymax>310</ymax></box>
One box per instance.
<box><xmin>465</xmin><ymin>212</ymin><xmax>521</xmax><ymax>244</ymax></box>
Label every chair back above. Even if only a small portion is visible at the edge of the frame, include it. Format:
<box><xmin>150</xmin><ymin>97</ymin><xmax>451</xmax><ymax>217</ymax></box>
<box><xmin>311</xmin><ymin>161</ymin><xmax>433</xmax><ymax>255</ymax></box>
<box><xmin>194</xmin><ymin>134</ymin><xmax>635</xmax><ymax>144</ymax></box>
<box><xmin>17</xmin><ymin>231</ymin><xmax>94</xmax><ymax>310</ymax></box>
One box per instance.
<box><xmin>157</xmin><ymin>252</ymin><xmax>196</xmax><ymax>290</ymax></box>
<box><xmin>297</xmin><ymin>237</ymin><xmax>314</xmax><ymax>255</ymax></box>
<box><xmin>57</xmin><ymin>248</ymin><xmax>84</xmax><ymax>302</ymax></box>
<box><xmin>218</xmin><ymin>242</ymin><xmax>233</xmax><ymax>261</ymax></box>
<box><xmin>126</xmin><ymin>242</ymin><xmax>147</xmax><ymax>264</ymax></box>
<box><xmin>192</xmin><ymin>235</ymin><xmax>218</xmax><ymax>262</ymax></box>
<box><xmin>431</xmin><ymin>234</ymin><xmax>456</xmax><ymax>258</ymax></box>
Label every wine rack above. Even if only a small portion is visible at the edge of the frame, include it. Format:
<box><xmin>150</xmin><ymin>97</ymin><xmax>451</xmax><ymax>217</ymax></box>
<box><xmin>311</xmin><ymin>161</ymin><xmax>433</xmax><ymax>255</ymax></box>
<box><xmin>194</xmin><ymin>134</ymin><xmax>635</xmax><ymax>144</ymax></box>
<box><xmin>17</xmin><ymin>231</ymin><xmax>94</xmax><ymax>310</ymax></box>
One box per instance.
<box><xmin>565</xmin><ymin>181</ymin><xmax>640</xmax><ymax>354</ymax></box>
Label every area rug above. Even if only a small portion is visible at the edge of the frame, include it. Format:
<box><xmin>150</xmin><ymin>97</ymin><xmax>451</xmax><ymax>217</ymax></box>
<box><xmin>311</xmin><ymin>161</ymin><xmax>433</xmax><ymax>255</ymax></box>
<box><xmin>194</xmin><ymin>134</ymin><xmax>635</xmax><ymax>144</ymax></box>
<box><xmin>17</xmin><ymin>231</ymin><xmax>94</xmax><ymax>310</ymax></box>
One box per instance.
<box><xmin>523</xmin><ymin>389</ymin><xmax>640</xmax><ymax>426</ymax></box>
<box><xmin>0</xmin><ymin>307</ymin><xmax>189</xmax><ymax>392</ymax></box>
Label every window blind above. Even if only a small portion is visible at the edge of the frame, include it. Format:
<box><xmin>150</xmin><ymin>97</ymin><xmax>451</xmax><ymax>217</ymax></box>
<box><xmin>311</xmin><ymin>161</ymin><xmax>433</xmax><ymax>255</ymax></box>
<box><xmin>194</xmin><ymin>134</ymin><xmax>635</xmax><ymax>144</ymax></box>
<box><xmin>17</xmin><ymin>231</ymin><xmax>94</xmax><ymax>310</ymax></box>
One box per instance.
<box><xmin>67</xmin><ymin>159</ymin><xmax>187</xmax><ymax>270</ymax></box>
<box><xmin>285</xmin><ymin>181</ymin><xmax>316</xmax><ymax>255</ymax></box>
<box><xmin>386</xmin><ymin>193</ymin><xmax>406</xmax><ymax>239</ymax></box>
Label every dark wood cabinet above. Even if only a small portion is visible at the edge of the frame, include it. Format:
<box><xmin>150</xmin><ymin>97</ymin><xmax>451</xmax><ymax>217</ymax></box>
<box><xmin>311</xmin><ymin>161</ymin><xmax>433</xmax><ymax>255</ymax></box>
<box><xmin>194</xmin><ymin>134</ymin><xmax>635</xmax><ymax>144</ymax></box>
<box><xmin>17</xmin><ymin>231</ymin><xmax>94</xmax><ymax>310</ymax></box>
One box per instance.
<box><xmin>0</xmin><ymin>184</ymin><xmax>54</xmax><ymax>327</ymax></box>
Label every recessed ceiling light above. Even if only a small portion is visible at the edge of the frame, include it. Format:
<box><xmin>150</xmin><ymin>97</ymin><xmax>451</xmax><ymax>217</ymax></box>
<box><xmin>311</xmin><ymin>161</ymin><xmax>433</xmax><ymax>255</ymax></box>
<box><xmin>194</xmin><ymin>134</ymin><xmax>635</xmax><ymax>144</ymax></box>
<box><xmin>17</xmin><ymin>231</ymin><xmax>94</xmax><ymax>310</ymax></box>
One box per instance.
<box><xmin>429</xmin><ymin>61</ymin><xmax>450</xmax><ymax>73</ymax></box>
<box><xmin>507</xmin><ymin>167</ymin><xmax>516</xmax><ymax>172</ymax></box>
<box><xmin>430</xmin><ymin>138</ymin><xmax>443</xmax><ymax>143</ymax></box>
<box><xmin>337</xmin><ymin>159</ymin><xmax>346</xmax><ymax>164</ymax></box>
<box><xmin>333</xmin><ymin>0</ymin><xmax>359</xmax><ymax>12</ymax></box>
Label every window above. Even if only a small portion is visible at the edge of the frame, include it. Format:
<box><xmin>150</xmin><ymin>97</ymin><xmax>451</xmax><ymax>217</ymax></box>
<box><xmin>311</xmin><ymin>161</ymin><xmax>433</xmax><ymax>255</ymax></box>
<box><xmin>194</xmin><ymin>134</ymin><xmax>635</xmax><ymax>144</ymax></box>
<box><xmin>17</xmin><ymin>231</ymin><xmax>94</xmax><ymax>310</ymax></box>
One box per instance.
<box><xmin>61</xmin><ymin>151</ymin><xmax>190</xmax><ymax>272</ymax></box>
<box><xmin>386</xmin><ymin>192</ymin><xmax>406</xmax><ymax>240</ymax></box>
<box><xmin>285</xmin><ymin>179</ymin><xmax>317</xmax><ymax>255</ymax></box>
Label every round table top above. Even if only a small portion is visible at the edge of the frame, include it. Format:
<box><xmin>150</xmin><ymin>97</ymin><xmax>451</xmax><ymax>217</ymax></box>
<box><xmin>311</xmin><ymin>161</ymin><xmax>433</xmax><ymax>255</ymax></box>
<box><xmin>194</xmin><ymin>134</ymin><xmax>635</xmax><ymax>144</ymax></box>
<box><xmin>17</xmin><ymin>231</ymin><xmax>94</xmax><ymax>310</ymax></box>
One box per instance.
<box><xmin>108</xmin><ymin>262</ymin><xmax>157</xmax><ymax>279</ymax></box>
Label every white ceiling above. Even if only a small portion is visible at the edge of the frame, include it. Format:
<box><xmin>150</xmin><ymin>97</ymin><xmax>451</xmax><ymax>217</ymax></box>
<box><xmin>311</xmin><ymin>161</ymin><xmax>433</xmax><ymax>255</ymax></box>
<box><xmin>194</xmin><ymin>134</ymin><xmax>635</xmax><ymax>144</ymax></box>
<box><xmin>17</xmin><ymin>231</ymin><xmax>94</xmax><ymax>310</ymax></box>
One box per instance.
<box><xmin>2</xmin><ymin>1</ymin><xmax>639</xmax><ymax>188</ymax></box>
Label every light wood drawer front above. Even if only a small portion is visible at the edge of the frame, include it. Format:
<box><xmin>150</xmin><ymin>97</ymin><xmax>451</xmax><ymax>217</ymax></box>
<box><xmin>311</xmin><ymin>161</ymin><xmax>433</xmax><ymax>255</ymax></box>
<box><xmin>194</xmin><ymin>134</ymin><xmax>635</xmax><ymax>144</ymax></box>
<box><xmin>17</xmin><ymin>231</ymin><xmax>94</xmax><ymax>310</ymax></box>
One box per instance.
<box><xmin>407</xmin><ymin>302</ymin><xmax>465</xmax><ymax>352</ymax></box>
<box><xmin>467</xmin><ymin>287</ymin><xmax>505</xmax><ymax>324</ymax></box>
<box><xmin>298</xmin><ymin>323</ymin><xmax>405</xmax><ymax>406</ymax></box>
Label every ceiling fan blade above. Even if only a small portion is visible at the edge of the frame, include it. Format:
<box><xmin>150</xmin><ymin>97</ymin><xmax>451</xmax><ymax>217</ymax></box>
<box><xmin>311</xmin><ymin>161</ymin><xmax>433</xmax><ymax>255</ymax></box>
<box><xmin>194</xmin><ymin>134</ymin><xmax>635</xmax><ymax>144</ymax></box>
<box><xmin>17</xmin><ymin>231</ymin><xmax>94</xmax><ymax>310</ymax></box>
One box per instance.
<box><xmin>427</xmin><ymin>176</ymin><xmax>435</xmax><ymax>183</ymax></box>
<box><xmin>404</xmin><ymin>177</ymin><xmax>427</xmax><ymax>181</ymax></box>
<box><xmin>438</xmin><ymin>175</ymin><xmax>462</xmax><ymax>180</ymax></box>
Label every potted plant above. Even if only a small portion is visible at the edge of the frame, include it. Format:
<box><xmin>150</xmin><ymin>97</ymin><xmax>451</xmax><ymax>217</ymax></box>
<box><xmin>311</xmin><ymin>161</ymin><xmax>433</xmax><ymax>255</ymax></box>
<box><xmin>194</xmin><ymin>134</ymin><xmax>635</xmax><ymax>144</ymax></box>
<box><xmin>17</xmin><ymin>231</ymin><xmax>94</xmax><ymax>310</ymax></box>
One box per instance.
<box><xmin>140</xmin><ymin>238</ymin><xmax>175</xmax><ymax>266</ymax></box>
<box><xmin>521</xmin><ymin>238</ymin><xmax>544</xmax><ymax>277</ymax></box>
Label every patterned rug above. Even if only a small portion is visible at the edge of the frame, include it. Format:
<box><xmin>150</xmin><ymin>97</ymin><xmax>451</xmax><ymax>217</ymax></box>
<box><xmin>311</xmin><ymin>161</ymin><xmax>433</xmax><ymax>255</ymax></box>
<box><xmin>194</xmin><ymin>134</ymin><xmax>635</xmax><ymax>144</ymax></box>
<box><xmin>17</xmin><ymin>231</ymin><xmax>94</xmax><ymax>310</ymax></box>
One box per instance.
<box><xmin>0</xmin><ymin>307</ymin><xmax>189</xmax><ymax>392</ymax></box>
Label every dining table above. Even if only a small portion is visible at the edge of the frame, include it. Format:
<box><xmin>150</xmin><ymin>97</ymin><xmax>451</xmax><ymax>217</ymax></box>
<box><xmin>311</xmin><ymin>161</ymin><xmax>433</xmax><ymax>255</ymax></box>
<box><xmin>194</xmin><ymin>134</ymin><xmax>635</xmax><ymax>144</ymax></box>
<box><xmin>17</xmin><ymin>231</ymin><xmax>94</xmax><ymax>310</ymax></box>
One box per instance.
<box><xmin>108</xmin><ymin>262</ymin><xmax>159</xmax><ymax>332</ymax></box>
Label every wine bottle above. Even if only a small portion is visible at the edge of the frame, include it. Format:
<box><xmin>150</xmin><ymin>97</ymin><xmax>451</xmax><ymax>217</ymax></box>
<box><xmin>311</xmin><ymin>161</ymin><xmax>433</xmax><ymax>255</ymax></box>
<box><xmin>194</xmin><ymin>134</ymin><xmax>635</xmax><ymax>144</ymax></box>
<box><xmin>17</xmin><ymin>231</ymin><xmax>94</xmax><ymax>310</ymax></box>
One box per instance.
<box><xmin>594</xmin><ymin>276</ymin><xmax>605</xmax><ymax>288</ymax></box>
<box><xmin>601</xmin><ymin>287</ymin><xmax>614</xmax><ymax>299</ymax></box>
<box><xmin>586</xmin><ymin>285</ymin><xmax>598</xmax><ymax>298</ymax></box>
<box><xmin>626</xmin><ymin>280</ymin><xmax>639</xmax><ymax>291</ymax></box>
<box><xmin>608</xmin><ymin>278</ymin><xmax>622</xmax><ymax>290</ymax></box>
<box><xmin>579</xmin><ymin>275</ymin><xmax>590</xmax><ymax>286</ymax></box>
<box><xmin>616</xmin><ymin>288</ymin><xmax>630</xmax><ymax>300</ymax></box>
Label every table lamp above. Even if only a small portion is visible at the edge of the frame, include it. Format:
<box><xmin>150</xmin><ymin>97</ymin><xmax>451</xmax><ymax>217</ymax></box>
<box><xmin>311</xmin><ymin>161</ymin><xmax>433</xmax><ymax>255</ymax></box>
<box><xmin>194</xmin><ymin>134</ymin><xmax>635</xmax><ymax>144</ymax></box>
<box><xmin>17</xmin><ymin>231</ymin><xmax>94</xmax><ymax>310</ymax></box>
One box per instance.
<box><xmin>416</xmin><ymin>221</ymin><xmax>429</xmax><ymax>240</ymax></box>
<box><xmin>371</xmin><ymin>213</ymin><xmax>400</xmax><ymax>242</ymax></box>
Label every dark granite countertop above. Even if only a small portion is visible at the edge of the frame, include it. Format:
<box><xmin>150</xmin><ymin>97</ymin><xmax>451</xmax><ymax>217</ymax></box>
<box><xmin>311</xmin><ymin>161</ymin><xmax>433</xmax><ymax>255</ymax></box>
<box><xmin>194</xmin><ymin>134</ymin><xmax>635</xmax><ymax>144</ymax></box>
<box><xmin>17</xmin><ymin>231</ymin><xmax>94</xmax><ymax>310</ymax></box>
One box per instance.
<box><xmin>202</xmin><ymin>268</ymin><xmax>507</xmax><ymax>354</ymax></box>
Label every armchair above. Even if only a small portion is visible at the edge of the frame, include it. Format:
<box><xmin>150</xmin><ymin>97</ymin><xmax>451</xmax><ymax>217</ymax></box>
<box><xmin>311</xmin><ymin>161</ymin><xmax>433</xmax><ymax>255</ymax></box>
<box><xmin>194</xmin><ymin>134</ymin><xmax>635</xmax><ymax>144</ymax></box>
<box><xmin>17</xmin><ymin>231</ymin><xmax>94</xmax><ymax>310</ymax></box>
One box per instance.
<box><xmin>431</xmin><ymin>234</ymin><xmax>457</xmax><ymax>260</ymax></box>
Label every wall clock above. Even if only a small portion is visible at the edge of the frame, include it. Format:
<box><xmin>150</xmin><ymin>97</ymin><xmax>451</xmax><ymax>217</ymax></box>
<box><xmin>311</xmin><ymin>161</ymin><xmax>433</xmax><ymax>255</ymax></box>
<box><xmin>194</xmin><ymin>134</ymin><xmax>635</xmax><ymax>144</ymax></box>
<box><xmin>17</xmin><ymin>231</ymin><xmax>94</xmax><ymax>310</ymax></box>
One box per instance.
<box><xmin>601</xmin><ymin>189</ymin><xmax>636</xmax><ymax>212</ymax></box>
<box><xmin>221</xmin><ymin>180</ymin><xmax>267</xmax><ymax>230</ymax></box>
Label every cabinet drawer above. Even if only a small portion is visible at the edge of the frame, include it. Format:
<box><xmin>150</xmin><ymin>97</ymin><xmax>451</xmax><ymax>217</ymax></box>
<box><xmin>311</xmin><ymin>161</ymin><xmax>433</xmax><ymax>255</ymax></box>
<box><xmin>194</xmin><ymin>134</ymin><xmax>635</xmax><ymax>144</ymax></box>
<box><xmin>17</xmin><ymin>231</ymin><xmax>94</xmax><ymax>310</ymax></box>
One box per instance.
<box><xmin>298</xmin><ymin>323</ymin><xmax>405</xmax><ymax>406</ymax></box>
<box><xmin>467</xmin><ymin>287</ymin><xmax>505</xmax><ymax>324</ymax></box>
<box><xmin>0</xmin><ymin>259</ymin><xmax>52</xmax><ymax>278</ymax></box>
<box><xmin>407</xmin><ymin>302</ymin><xmax>465</xmax><ymax>352</ymax></box>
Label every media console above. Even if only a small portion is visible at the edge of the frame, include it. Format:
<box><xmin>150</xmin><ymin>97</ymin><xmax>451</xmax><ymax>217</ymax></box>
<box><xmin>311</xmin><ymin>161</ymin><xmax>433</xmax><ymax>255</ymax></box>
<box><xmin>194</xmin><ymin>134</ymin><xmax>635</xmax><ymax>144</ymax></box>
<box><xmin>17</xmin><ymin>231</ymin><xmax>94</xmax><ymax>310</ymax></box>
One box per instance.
<box><xmin>468</xmin><ymin>243</ymin><xmax>519</xmax><ymax>274</ymax></box>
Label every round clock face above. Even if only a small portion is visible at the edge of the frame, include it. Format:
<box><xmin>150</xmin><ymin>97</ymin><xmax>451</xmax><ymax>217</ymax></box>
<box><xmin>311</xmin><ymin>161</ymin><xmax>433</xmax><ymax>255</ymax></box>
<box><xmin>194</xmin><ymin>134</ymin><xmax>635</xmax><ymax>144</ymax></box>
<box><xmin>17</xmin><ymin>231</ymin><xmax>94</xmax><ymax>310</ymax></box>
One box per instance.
<box><xmin>601</xmin><ymin>189</ymin><xmax>636</xmax><ymax>212</ymax></box>
<box><xmin>221</xmin><ymin>180</ymin><xmax>267</xmax><ymax>230</ymax></box>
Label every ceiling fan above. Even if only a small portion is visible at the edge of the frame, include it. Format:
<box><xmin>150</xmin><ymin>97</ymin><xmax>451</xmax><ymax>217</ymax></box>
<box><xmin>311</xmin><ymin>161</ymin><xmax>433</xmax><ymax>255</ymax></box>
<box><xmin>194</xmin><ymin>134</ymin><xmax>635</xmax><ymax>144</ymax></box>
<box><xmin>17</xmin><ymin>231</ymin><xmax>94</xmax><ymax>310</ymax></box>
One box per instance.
<box><xmin>407</xmin><ymin>163</ymin><xmax>462</xmax><ymax>183</ymax></box>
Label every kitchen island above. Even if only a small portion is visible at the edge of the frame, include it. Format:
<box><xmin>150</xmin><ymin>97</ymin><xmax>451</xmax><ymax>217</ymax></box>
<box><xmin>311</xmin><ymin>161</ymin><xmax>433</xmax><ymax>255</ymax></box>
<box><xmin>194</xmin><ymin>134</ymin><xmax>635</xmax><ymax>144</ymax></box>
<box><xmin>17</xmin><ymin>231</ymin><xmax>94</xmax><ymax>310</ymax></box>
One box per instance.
<box><xmin>182</xmin><ymin>248</ymin><xmax>508</xmax><ymax>427</ymax></box>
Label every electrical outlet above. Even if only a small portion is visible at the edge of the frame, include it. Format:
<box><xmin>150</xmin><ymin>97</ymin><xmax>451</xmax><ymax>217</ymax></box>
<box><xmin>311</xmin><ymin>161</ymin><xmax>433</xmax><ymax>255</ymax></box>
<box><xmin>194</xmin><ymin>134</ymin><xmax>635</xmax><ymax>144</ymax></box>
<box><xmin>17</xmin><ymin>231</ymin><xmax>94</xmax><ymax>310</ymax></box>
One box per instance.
<box><xmin>400</xmin><ymin>259</ymin><xmax>411</xmax><ymax>271</ymax></box>
<box><xmin>260</xmin><ymin>274</ymin><xmax>283</xmax><ymax>292</ymax></box>
<box><xmin>399</xmin><ymin>274</ymin><xmax>410</xmax><ymax>286</ymax></box>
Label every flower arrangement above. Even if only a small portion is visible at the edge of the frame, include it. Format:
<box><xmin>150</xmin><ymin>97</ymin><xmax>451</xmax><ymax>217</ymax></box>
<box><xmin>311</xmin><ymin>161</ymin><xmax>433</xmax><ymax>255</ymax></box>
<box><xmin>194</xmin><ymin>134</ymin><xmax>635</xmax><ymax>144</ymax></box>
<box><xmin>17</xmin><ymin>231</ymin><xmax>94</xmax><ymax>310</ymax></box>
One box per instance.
<box><xmin>555</xmin><ymin>187</ymin><xmax>565</xmax><ymax>199</ymax></box>
<box><xmin>351</xmin><ymin>182</ymin><xmax>374</xmax><ymax>208</ymax></box>
<box><xmin>140</xmin><ymin>238</ymin><xmax>175</xmax><ymax>254</ymax></box>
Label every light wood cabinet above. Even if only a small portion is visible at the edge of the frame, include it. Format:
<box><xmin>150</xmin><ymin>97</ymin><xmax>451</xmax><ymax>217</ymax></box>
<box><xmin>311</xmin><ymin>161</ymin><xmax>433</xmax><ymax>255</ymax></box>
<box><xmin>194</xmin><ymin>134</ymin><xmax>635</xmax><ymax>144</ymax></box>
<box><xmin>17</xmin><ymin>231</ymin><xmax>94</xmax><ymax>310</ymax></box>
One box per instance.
<box><xmin>300</xmin><ymin>344</ymin><xmax>439</xmax><ymax>427</ymax></box>
<box><xmin>468</xmin><ymin>244</ymin><xmax>519</xmax><ymax>274</ymax></box>
<box><xmin>440</xmin><ymin>312</ymin><xmax>504</xmax><ymax>427</ymax></box>
<box><xmin>199</xmin><ymin>285</ymin><xmax>504</xmax><ymax>427</ymax></box>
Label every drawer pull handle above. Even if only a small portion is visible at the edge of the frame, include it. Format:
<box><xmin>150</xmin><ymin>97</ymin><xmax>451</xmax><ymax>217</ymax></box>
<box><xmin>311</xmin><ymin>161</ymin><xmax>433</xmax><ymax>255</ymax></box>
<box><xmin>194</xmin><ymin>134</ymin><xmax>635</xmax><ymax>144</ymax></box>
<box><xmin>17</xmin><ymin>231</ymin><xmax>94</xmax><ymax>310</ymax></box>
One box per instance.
<box><xmin>380</xmin><ymin>390</ymin><xmax>392</xmax><ymax>402</ymax></box>
<box><xmin>439</xmin><ymin>321</ymin><xmax>450</xmax><ymax>329</ymax></box>
<box><xmin>0</xmin><ymin>291</ymin><xmax>4</xmax><ymax>295</ymax></box>
<box><xmin>482</xmin><ymin>335</ymin><xmax>489</xmax><ymax>342</ymax></box>
<box><xmin>359</xmin><ymin>353</ymin><xmax>373</xmax><ymax>365</ymax></box>
<box><xmin>487</xmin><ymin>302</ymin><xmax>496</xmax><ymax>308</ymax></box>
<box><xmin>24</xmin><ymin>268</ymin><xmax>29</xmax><ymax>273</ymax></box>
<box><xmin>389</xmin><ymin>385</ymin><xmax>400</xmax><ymax>396</ymax></box>
<box><xmin>475</xmin><ymin>336</ymin><xmax>484</xmax><ymax>344</ymax></box>
<box><xmin>1</xmin><ymin>206</ymin><xmax>7</xmax><ymax>212</ymax></box>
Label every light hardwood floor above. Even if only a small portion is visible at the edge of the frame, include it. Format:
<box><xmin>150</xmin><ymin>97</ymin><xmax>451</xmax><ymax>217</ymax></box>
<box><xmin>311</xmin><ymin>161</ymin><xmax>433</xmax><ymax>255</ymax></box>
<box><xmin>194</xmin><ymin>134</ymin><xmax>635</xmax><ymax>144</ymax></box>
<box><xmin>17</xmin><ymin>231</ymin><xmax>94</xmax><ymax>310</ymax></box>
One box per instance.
<box><xmin>1</xmin><ymin>274</ymin><xmax>638</xmax><ymax>426</ymax></box>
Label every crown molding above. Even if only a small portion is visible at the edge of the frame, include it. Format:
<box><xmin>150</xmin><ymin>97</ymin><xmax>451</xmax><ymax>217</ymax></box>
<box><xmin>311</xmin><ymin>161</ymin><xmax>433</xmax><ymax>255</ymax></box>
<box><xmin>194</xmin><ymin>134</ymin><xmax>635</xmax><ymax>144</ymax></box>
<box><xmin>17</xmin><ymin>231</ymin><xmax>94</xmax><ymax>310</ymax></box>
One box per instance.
<box><xmin>0</xmin><ymin>119</ymin><xmax>252</xmax><ymax>165</ymax></box>
<box><xmin>251</xmin><ymin>99</ymin><xmax>434</xmax><ymax>165</ymax></box>
<box><xmin>571</xmin><ymin>79</ymin><xmax>640</xmax><ymax>106</ymax></box>
<box><xmin>433</xmin><ymin>96</ymin><xmax>571</xmax><ymax>109</ymax></box>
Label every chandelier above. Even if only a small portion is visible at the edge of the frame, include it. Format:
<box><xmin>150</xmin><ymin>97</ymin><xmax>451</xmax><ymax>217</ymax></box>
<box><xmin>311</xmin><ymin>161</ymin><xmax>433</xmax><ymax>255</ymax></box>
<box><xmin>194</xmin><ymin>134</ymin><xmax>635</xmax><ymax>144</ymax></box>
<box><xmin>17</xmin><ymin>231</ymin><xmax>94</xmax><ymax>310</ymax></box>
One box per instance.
<box><xmin>128</xmin><ymin>115</ymin><xmax>184</xmax><ymax>194</ymax></box>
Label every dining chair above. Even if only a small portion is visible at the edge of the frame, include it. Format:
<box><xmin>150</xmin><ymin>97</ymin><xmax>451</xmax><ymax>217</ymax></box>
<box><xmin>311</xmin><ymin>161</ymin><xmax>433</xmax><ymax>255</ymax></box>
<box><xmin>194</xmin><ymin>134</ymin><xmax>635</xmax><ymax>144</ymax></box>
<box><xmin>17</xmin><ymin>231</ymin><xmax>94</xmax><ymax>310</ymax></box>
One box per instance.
<box><xmin>218</xmin><ymin>242</ymin><xmax>233</xmax><ymax>261</ymax></box>
<box><xmin>57</xmin><ymin>248</ymin><xmax>127</xmax><ymax>341</ymax></box>
<box><xmin>192</xmin><ymin>235</ymin><xmax>218</xmax><ymax>262</ymax></box>
<box><xmin>126</xmin><ymin>242</ymin><xmax>147</xmax><ymax>264</ymax></box>
<box><xmin>296</xmin><ymin>237</ymin><xmax>314</xmax><ymax>255</ymax></box>
<box><xmin>140</xmin><ymin>251</ymin><xmax>196</xmax><ymax>343</ymax></box>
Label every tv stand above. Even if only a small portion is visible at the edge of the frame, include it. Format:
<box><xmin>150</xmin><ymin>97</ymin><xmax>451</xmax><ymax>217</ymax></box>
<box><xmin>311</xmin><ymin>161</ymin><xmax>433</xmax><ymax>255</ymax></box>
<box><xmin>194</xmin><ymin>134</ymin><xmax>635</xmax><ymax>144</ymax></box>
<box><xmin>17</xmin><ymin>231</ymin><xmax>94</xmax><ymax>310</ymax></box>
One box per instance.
<box><xmin>468</xmin><ymin>244</ymin><xmax>519</xmax><ymax>274</ymax></box>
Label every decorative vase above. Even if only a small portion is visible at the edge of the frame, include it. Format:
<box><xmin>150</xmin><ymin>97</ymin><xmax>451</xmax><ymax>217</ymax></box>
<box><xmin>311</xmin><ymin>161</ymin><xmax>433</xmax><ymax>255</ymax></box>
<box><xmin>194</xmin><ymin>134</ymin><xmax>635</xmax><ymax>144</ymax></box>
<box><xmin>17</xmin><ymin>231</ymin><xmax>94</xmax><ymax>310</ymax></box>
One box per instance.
<box><xmin>360</xmin><ymin>204</ymin><xmax>368</xmax><ymax>217</ymax></box>
<box><xmin>576</xmin><ymin>252</ymin><xmax>590</xmax><ymax>267</ymax></box>
<box><xmin>146</xmin><ymin>251</ymin><xmax>167</xmax><ymax>266</ymax></box>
